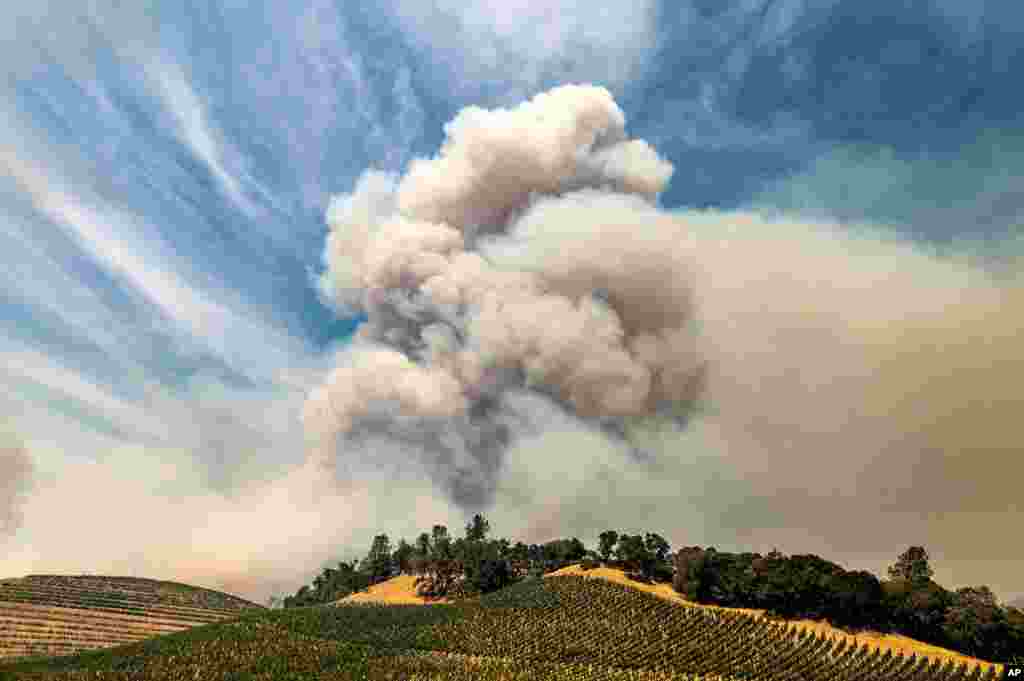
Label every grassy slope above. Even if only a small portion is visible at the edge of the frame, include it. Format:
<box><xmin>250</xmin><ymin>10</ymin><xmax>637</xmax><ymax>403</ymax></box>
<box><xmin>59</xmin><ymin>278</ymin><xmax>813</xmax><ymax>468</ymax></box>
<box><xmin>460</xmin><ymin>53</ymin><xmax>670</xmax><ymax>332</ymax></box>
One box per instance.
<box><xmin>0</xmin><ymin>571</ymin><xmax>1006</xmax><ymax>680</ymax></box>
<box><xmin>336</xmin><ymin>574</ymin><xmax>452</xmax><ymax>605</ymax></box>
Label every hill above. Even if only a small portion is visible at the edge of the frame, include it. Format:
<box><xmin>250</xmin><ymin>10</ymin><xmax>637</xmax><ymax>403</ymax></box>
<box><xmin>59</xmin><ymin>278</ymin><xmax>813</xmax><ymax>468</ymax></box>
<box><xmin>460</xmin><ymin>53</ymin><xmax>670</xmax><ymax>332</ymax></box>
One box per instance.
<box><xmin>343</xmin><ymin>564</ymin><xmax>1002</xmax><ymax>675</ymax></box>
<box><xmin>280</xmin><ymin>519</ymin><xmax>1022</xmax><ymax>663</ymax></box>
<box><xmin>0</xmin><ymin>574</ymin><xmax>1003</xmax><ymax>680</ymax></box>
<box><xmin>0</xmin><ymin>575</ymin><xmax>263</xmax><ymax>661</ymax></box>
<box><xmin>335</xmin><ymin>574</ymin><xmax>451</xmax><ymax>605</ymax></box>
<box><xmin>548</xmin><ymin>564</ymin><xmax>1002</xmax><ymax>675</ymax></box>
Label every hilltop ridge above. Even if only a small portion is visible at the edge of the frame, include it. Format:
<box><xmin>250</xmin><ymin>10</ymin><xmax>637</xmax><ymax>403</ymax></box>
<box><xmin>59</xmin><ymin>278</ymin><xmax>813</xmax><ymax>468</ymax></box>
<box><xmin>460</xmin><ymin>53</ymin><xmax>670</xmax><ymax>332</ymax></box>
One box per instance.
<box><xmin>282</xmin><ymin>516</ymin><xmax>1024</xmax><ymax>664</ymax></box>
<box><xmin>0</xmin><ymin>574</ymin><xmax>263</xmax><ymax>660</ymax></box>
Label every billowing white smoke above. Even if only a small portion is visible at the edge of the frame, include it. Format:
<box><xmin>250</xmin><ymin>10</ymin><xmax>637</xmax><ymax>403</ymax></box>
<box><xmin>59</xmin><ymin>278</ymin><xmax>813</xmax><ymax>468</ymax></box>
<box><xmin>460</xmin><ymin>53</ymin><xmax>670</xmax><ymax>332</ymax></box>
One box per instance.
<box><xmin>306</xmin><ymin>84</ymin><xmax>698</xmax><ymax>504</ymax></box>
<box><xmin>308</xmin><ymin>84</ymin><xmax>1024</xmax><ymax>599</ymax></box>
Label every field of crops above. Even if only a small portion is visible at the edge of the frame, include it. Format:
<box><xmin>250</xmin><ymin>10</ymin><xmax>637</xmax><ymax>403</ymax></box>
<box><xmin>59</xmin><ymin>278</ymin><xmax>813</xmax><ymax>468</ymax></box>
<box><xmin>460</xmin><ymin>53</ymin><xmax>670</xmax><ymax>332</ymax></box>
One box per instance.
<box><xmin>432</xmin><ymin>577</ymin><xmax>1003</xmax><ymax>680</ymax></box>
<box><xmin>0</xmin><ymin>575</ymin><xmax>263</xmax><ymax>660</ymax></box>
<box><xmin>0</xmin><ymin>576</ymin><xmax>1004</xmax><ymax>680</ymax></box>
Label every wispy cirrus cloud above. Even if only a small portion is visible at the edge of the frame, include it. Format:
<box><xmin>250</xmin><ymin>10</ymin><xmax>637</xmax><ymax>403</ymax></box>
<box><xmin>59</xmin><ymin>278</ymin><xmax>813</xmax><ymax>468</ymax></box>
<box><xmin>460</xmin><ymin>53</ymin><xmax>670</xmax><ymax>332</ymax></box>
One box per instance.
<box><xmin>143</xmin><ymin>59</ymin><xmax>264</xmax><ymax>218</ymax></box>
<box><xmin>386</xmin><ymin>0</ymin><xmax>660</xmax><ymax>100</ymax></box>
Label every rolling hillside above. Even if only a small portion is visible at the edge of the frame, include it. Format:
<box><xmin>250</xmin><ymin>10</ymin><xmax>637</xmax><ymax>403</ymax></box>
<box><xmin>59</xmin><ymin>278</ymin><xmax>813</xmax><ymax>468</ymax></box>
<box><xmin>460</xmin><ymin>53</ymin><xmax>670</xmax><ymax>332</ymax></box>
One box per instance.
<box><xmin>547</xmin><ymin>564</ymin><xmax>1003</xmax><ymax>676</ymax></box>
<box><xmin>0</xmin><ymin>575</ymin><xmax>263</xmax><ymax>661</ymax></box>
<box><xmin>338</xmin><ymin>564</ymin><xmax>1002</xmax><ymax>675</ymax></box>
<box><xmin>0</xmin><ymin>574</ymin><xmax>1004</xmax><ymax>680</ymax></box>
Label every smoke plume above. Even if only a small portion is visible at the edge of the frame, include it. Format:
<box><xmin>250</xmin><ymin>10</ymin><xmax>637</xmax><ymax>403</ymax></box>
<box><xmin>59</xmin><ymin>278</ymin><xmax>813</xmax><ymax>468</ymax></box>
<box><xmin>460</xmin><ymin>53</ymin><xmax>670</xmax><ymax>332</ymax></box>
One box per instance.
<box><xmin>309</xmin><ymin>83</ymin><xmax>1024</xmax><ymax>598</ymax></box>
<box><xmin>307</xmin><ymin>85</ymin><xmax>695</xmax><ymax>504</ymax></box>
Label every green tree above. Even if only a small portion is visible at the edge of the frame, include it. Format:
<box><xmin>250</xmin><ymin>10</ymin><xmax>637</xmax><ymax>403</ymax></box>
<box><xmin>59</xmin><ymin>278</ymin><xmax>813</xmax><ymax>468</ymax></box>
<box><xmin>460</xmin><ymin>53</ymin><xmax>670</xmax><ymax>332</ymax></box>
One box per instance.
<box><xmin>614</xmin><ymin>534</ymin><xmax>650</xmax><ymax>574</ymax></box>
<box><xmin>887</xmin><ymin>546</ymin><xmax>934</xmax><ymax>584</ymax></box>
<box><xmin>823</xmin><ymin>570</ymin><xmax>884</xmax><ymax>628</ymax></box>
<box><xmin>509</xmin><ymin>541</ymin><xmax>529</xmax><ymax>561</ymax></box>
<box><xmin>476</xmin><ymin>558</ymin><xmax>512</xmax><ymax>593</ymax></box>
<box><xmin>563</xmin><ymin>537</ymin><xmax>587</xmax><ymax>562</ymax></box>
<box><xmin>644</xmin><ymin>533</ymin><xmax>670</xmax><ymax>563</ymax></box>
<box><xmin>414</xmin><ymin>532</ymin><xmax>431</xmax><ymax>564</ymax></box>
<box><xmin>673</xmin><ymin>547</ymin><xmax>708</xmax><ymax>601</ymax></box>
<box><xmin>465</xmin><ymin>513</ymin><xmax>491</xmax><ymax>542</ymax></box>
<box><xmin>431</xmin><ymin>525</ymin><xmax>452</xmax><ymax>561</ymax></box>
<box><xmin>885</xmin><ymin>577</ymin><xmax>952</xmax><ymax>642</ymax></box>
<box><xmin>392</xmin><ymin>538</ymin><xmax>414</xmax><ymax>574</ymax></box>
<box><xmin>598</xmin><ymin>530</ymin><xmax>619</xmax><ymax>562</ymax></box>
<box><xmin>362</xmin><ymin>533</ymin><xmax>393</xmax><ymax>583</ymax></box>
<box><xmin>527</xmin><ymin>543</ymin><xmax>544</xmax><ymax>573</ymax></box>
<box><xmin>539</xmin><ymin>538</ymin><xmax>587</xmax><ymax>569</ymax></box>
<box><xmin>643</xmin><ymin>533</ymin><xmax>672</xmax><ymax>581</ymax></box>
<box><xmin>942</xmin><ymin>586</ymin><xmax>1010</xmax><ymax>659</ymax></box>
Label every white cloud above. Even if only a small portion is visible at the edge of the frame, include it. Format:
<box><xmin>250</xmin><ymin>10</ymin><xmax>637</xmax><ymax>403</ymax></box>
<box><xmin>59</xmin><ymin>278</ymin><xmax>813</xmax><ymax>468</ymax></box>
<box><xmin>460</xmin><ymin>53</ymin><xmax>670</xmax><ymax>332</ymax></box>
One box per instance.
<box><xmin>144</xmin><ymin>59</ymin><xmax>263</xmax><ymax>217</ymax></box>
<box><xmin>387</xmin><ymin>0</ymin><xmax>660</xmax><ymax>96</ymax></box>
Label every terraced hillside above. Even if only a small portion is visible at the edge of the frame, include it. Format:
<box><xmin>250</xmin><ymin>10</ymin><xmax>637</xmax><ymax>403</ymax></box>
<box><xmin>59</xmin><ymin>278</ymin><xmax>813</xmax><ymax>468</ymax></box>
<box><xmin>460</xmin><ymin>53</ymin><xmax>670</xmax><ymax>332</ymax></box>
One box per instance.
<box><xmin>0</xmin><ymin>575</ymin><xmax>263</xmax><ymax>660</ymax></box>
<box><xmin>0</xmin><ymin>575</ymin><xmax>1006</xmax><ymax>680</ymax></box>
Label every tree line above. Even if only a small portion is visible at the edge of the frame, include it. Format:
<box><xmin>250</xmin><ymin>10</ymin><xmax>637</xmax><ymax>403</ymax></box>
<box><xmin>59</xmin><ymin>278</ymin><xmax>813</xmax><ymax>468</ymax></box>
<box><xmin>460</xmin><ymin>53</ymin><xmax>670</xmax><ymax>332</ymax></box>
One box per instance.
<box><xmin>674</xmin><ymin>545</ymin><xmax>1024</xmax><ymax>663</ymax></box>
<box><xmin>282</xmin><ymin>516</ymin><xmax>673</xmax><ymax>608</ymax></box>
<box><xmin>283</xmin><ymin>519</ymin><xmax>1024</xmax><ymax>663</ymax></box>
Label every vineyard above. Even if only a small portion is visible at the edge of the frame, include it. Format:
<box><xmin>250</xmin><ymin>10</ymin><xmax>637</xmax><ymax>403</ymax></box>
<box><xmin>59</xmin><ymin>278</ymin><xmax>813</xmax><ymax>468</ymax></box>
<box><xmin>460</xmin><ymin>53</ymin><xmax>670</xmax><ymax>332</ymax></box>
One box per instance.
<box><xmin>0</xmin><ymin>575</ymin><xmax>263</xmax><ymax>660</ymax></box>
<box><xmin>546</xmin><ymin>564</ymin><xmax>1001</xmax><ymax>672</ymax></box>
<box><xmin>425</xmin><ymin>576</ymin><xmax>1004</xmax><ymax>680</ymax></box>
<box><xmin>0</xmin><ymin>575</ymin><xmax>1006</xmax><ymax>680</ymax></box>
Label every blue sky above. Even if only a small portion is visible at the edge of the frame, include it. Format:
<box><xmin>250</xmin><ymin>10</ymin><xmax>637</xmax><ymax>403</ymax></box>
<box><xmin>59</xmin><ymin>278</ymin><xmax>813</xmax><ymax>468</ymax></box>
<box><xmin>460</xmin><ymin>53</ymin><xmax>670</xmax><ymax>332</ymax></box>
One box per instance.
<box><xmin>1</xmin><ymin>0</ymin><xmax>1021</xmax><ymax>604</ymax></box>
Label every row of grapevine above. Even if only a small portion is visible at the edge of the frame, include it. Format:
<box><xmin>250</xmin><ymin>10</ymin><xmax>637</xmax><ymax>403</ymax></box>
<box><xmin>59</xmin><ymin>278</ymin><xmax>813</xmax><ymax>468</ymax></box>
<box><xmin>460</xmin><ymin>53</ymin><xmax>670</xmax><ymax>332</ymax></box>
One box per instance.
<box><xmin>12</xmin><ymin>576</ymin><xmax>257</xmax><ymax>613</ymax></box>
<box><xmin>370</xmin><ymin>649</ymin><xmax>745</xmax><ymax>680</ymax></box>
<box><xmin>0</xmin><ymin>583</ymin><xmax>234</xmax><ymax>621</ymax></box>
<box><xmin>420</xmin><ymin>576</ymin><xmax>1000</xmax><ymax>681</ymax></box>
<box><xmin>0</xmin><ymin>576</ymin><xmax>258</xmax><ymax>662</ymax></box>
<box><xmin>1</xmin><ymin>618</ymin><xmax>376</xmax><ymax>680</ymax></box>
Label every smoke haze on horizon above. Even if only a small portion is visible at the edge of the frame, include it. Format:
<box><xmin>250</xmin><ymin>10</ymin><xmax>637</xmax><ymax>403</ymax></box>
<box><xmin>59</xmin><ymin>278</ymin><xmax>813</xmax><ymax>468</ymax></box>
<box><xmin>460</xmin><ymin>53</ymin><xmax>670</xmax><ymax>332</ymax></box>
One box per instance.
<box><xmin>306</xmin><ymin>83</ymin><xmax>1024</xmax><ymax>604</ymax></box>
<box><xmin>1</xmin><ymin>0</ymin><xmax>1022</xmax><ymax>608</ymax></box>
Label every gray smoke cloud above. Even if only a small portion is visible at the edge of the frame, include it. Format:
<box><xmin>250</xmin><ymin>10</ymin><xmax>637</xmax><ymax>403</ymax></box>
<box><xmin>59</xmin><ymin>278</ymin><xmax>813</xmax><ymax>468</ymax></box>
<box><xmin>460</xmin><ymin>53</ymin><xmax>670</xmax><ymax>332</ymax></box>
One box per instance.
<box><xmin>1</xmin><ymin>425</ymin><xmax>34</xmax><ymax>539</ymax></box>
<box><xmin>307</xmin><ymin>85</ymin><xmax>691</xmax><ymax>506</ymax></box>
<box><xmin>310</xmin><ymin>83</ymin><xmax>1024</xmax><ymax>601</ymax></box>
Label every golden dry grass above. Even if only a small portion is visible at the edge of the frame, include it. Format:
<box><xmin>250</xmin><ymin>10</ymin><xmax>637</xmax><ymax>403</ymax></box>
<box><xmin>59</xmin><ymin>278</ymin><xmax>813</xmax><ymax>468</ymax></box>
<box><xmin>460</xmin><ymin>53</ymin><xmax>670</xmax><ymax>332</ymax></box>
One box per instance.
<box><xmin>789</xmin><ymin>618</ymin><xmax>1000</xmax><ymax>673</ymax></box>
<box><xmin>546</xmin><ymin>565</ymin><xmax>765</xmax><ymax>616</ymax></box>
<box><xmin>547</xmin><ymin>564</ymin><xmax>1001</xmax><ymax>674</ymax></box>
<box><xmin>335</xmin><ymin>574</ymin><xmax>452</xmax><ymax>605</ymax></box>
